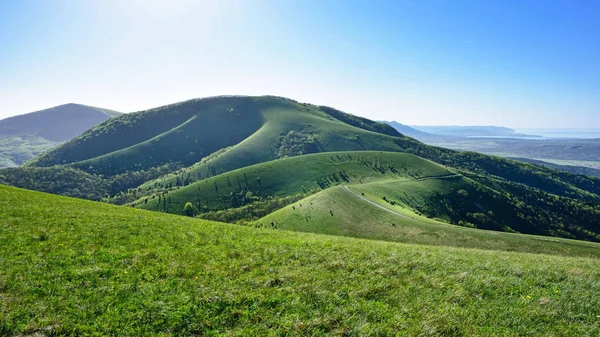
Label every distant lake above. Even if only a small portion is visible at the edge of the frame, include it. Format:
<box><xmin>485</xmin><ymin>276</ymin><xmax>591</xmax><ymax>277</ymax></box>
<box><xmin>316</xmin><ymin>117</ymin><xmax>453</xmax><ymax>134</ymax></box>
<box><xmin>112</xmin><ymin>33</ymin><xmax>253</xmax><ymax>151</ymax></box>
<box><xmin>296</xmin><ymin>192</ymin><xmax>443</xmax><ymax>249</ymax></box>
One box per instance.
<box><xmin>515</xmin><ymin>128</ymin><xmax>600</xmax><ymax>139</ymax></box>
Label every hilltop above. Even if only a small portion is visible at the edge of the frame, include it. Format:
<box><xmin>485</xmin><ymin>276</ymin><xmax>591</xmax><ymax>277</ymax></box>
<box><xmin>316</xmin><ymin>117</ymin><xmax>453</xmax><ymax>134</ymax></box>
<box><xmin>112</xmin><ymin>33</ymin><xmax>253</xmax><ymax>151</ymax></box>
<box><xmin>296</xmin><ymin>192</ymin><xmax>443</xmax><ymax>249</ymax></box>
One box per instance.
<box><xmin>1</xmin><ymin>184</ymin><xmax>600</xmax><ymax>336</ymax></box>
<box><xmin>0</xmin><ymin>104</ymin><xmax>121</xmax><ymax>167</ymax></box>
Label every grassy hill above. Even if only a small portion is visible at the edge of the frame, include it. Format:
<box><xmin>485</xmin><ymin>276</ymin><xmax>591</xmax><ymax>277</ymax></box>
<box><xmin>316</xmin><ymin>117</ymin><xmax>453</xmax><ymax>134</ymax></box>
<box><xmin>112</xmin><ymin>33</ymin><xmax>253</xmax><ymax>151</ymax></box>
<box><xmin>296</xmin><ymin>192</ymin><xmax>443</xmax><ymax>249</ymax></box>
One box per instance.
<box><xmin>259</xmin><ymin>185</ymin><xmax>600</xmax><ymax>257</ymax></box>
<box><xmin>0</xmin><ymin>104</ymin><xmax>121</xmax><ymax>168</ymax></box>
<box><xmin>16</xmin><ymin>96</ymin><xmax>600</xmax><ymax>204</ymax></box>
<box><xmin>28</xmin><ymin>96</ymin><xmax>404</xmax><ymax>176</ymax></box>
<box><xmin>134</xmin><ymin>151</ymin><xmax>451</xmax><ymax>213</ymax></box>
<box><xmin>2</xmin><ymin>184</ymin><xmax>600</xmax><ymax>336</ymax></box>
<box><xmin>2</xmin><ymin>95</ymin><xmax>600</xmax><ymax>243</ymax></box>
<box><xmin>132</xmin><ymin>151</ymin><xmax>600</xmax><ymax>242</ymax></box>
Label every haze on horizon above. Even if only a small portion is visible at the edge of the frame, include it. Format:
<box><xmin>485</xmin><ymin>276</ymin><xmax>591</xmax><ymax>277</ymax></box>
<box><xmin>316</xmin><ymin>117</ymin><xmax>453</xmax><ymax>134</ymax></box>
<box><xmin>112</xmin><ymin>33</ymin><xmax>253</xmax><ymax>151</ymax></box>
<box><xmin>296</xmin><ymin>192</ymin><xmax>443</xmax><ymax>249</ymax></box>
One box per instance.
<box><xmin>1</xmin><ymin>0</ymin><xmax>598</xmax><ymax>128</ymax></box>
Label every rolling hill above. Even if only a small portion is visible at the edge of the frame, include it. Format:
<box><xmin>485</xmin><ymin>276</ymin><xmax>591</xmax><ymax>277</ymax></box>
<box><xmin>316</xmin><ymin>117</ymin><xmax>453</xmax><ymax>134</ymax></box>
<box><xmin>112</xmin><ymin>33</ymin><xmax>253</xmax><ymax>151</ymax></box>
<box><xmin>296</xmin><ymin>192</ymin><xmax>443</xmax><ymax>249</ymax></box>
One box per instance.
<box><xmin>133</xmin><ymin>151</ymin><xmax>600</xmax><ymax>242</ymax></box>
<box><xmin>1</xmin><ymin>184</ymin><xmax>600</xmax><ymax>336</ymax></box>
<box><xmin>0</xmin><ymin>104</ymin><xmax>121</xmax><ymax>167</ymax></box>
<box><xmin>1</xmin><ymin>95</ymin><xmax>599</xmax><ymax>244</ymax></box>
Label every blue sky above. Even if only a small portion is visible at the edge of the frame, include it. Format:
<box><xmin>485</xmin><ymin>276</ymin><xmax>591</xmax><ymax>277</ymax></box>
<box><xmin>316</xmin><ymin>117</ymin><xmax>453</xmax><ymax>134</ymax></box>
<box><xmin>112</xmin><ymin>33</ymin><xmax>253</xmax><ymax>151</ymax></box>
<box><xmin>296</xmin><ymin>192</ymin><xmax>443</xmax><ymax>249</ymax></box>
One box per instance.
<box><xmin>0</xmin><ymin>0</ymin><xmax>598</xmax><ymax>128</ymax></box>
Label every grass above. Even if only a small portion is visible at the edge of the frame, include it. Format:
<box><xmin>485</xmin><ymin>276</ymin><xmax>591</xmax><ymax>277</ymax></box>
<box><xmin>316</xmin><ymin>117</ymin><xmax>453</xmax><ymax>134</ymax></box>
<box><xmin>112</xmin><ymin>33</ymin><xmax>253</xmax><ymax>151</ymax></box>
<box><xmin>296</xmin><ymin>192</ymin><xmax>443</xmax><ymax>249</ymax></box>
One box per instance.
<box><xmin>135</xmin><ymin>151</ymin><xmax>451</xmax><ymax>214</ymax></box>
<box><xmin>259</xmin><ymin>185</ymin><xmax>600</xmax><ymax>258</ymax></box>
<box><xmin>133</xmin><ymin>98</ymin><xmax>408</xmax><ymax>191</ymax></box>
<box><xmin>1</xmin><ymin>184</ymin><xmax>600</xmax><ymax>336</ymax></box>
<box><xmin>133</xmin><ymin>150</ymin><xmax>600</xmax><ymax>242</ymax></box>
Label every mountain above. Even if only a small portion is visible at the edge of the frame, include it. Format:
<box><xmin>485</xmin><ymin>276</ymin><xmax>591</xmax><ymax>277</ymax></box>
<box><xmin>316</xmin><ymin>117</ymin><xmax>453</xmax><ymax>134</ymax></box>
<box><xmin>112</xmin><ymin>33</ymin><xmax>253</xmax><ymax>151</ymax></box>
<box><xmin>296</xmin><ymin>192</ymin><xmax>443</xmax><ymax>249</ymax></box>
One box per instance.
<box><xmin>410</xmin><ymin>125</ymin><xmax>539</xmax><ymax>138</ymax></box>
<box><xmin>133</xmin><ymin>151</ymin><xmax>600</xmax><ymax>241</ymax></box>
<box><xmin>2</xmin><ymin>95</ymin><xmax>600</xmax><ymax>243</ymax></box>
<box><xmin>0</xmin><ymin>104</ymin><xmax>122</xmax><ymax>167</ymax></box>
<box><xmin>379</xmin><ymin>120</ymin><xmax>434</xmax><ymax>140</ymax></box>
<box><xmin>384</xmin><ymin>121</ymin><xmax>600</xmax><ymax>178</ymax></box>
<box><xmin>2</xmin><ymin>184</ymin><xmax>599</xmax><ymax>335</ymax></box>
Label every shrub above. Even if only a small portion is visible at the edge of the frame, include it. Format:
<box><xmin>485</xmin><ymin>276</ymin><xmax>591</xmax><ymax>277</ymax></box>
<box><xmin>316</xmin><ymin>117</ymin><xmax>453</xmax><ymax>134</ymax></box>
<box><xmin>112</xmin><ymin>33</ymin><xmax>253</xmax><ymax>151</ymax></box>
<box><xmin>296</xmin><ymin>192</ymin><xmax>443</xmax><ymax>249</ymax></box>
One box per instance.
<box><xmin>183</xmin><ymin>202</ymin><xmax>195</xmax><ymax>217</ymax></box>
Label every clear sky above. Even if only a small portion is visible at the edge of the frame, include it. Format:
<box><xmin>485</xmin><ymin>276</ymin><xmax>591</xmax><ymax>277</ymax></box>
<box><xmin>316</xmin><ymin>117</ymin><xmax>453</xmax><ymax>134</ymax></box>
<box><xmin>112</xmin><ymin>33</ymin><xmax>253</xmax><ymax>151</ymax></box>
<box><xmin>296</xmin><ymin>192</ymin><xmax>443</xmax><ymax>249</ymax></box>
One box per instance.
<box><xmin>1</xmin><ymin>0</ymin><xmax>598</xmax><ymax>128</ymax></box>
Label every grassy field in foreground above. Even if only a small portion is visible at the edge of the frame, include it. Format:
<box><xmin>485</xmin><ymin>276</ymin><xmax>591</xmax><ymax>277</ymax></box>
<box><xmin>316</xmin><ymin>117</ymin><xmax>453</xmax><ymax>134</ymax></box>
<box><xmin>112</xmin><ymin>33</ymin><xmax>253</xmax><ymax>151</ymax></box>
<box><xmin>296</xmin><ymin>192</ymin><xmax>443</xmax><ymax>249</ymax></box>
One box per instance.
<box><xmin>1</xmin><ymin>184</ymin><xmax>600</xmax><ymax>336</ymax></box>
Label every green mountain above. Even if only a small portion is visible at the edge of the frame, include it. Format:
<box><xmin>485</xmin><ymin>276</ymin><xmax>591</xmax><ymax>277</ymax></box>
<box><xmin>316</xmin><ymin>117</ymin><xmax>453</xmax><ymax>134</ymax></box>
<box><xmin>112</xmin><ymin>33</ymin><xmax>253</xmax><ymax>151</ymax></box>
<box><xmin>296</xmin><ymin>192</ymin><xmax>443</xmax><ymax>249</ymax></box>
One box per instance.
<box><xmin>2</xmin><ymin>95</ymin><xmax>600</xmax><ymax>243</ymax></box>
<box><xmin>0</xmin><ymin>104</ymin><xmax>122</xmax><ymax>167</ymax></box>
<box><xmin>2</xmin><ymin>184</ymin><xmax>600</xmax><ymax>335</ymax></box>
<box><xmin>134</xmin><ymin>151</ymin><xmax>600</xmax><ymax>241</ymax></box>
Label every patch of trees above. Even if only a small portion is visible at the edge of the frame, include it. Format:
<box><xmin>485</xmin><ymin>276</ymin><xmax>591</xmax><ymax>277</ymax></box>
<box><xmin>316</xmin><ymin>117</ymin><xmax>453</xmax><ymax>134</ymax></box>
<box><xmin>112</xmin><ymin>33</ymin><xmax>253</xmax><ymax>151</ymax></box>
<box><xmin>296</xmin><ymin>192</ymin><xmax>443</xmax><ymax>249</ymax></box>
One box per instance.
<box><xmin>199</xmin><ymin>193</ymin><xmax>308</xmax><ymax>223</ymax></box>
<box><xmin>0</xmin><ymin>166</ymin><xmax>110</xmax><ymax>201</ymax></box>
<box><xmin>276</xmin><ymin>131</ymin><xmax>320</xmax><ymax>158</ymax></box>
<box><xmin>392</xmin><ymin>176</ymin><xmax>600</xmax><ymax>242</ymax></box>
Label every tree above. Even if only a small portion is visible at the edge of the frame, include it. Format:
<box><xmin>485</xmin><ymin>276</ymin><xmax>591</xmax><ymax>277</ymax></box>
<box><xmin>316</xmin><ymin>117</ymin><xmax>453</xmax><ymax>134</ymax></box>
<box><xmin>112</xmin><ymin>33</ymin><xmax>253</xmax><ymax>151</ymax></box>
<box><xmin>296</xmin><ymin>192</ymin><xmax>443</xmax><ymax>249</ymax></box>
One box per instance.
<box><xmin>184</xmin><ymin>202</ymin><xmax>195</xmax><ymax>217</ymax></box>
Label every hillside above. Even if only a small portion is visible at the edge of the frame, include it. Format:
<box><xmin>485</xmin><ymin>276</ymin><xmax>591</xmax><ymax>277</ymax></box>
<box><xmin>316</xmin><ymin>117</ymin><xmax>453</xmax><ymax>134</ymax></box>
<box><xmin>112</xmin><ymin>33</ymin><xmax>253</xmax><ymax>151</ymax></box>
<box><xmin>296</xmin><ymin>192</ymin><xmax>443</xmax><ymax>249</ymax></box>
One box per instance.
<box><xmin>0</xmin><ymin>103</ymin><xmax>121</xmax><ymax>142</ymax></box>
<box><xmin>17</xmin><ymin>96</ymin><xmax>600</xmax><ymax>201</ymax></box>
<box><xmin>28</xmin><ymin>96</ymin><xmax>404</xmax><ymax>175</ymax></box>
<box><xmin>133</xmin><ymin>151</ymin><xmax>600</xmax><ymax>242</ymax></box>
<box><xmin>260</xmin><ymin>185</ymin><xmax>600</xmax><ymax>256</ymax></box>
<box><xmin>2</xmin><ymin>95</ymin><xmax>599</xmax><ymax>243</ymax></box>
<box><xmin>2</xmin><ymin>184</ymin><xmax>600</xmax><ymax>336</ymax></box>
<box><xmin>0</xmin><ymin>104</ymin><xmax>121</xmax><ymax>167</ymax></box>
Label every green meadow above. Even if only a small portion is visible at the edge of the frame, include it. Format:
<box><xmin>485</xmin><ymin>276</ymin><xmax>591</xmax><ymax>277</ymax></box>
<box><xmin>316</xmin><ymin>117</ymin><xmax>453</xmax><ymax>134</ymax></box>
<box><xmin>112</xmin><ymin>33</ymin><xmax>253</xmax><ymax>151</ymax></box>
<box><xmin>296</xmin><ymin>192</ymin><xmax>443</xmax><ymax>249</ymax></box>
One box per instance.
<box><xmin>1</xmin><ymin>184</ymin><xmax>600</xmax><ymax>336</ymax></box>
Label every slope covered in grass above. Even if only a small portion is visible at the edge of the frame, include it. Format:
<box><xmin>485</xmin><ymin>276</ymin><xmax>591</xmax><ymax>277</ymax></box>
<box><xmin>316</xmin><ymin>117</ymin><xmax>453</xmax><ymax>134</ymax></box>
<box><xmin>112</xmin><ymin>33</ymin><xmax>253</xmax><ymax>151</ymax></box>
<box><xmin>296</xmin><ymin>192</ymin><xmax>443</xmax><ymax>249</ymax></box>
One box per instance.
<box><xmin>1</xmin><ymin>184</ymin><xmax>600</xmax><ymax>336</ymax></box>
<box><xmin>28</xmin><ymin>96</ymin><xmax>403</xmax><ymax>176</ymax></box>
<box><xmin>260</xmin><ymin>186</ymin><xmax>600</xmax><ymax>257</ymax></box>
<box><xmin>7</xmin><ymin>95</ymin><xmax>599</xmax><ymax>207</ymax></box>
<box><xmin>134</xmin><ymin>151</ymin><xmax>451</xmax><ymax>214</ymax></box>
<box><xmin>134</xmin><ymin>151</ymin><xmax>600</xmax><ymax>241</ymax></box>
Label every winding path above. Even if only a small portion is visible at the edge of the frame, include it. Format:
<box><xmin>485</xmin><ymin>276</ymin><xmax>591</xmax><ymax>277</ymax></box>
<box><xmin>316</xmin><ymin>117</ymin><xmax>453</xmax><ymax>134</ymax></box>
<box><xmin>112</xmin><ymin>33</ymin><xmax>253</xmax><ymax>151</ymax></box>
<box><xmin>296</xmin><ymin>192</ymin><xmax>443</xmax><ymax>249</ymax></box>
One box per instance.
<box><xmin>342</xmin><ymin>185</ymin><xmax>411</xmax><ymax>219</ymax></box>
<box><xmin>341</xmin><ymin>174</ymin><xmax>461</xmax><ymax>219</ymax></box>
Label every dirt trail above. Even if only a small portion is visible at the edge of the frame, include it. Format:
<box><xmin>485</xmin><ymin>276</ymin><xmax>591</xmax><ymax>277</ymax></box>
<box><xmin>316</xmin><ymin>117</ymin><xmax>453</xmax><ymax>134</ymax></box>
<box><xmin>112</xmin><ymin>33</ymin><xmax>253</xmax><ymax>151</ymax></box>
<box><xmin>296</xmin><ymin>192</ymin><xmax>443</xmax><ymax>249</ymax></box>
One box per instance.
<box><xmin>342</xmin><ymin>186</ymin><xmax>410</xmax><ymax>219</ymax></box>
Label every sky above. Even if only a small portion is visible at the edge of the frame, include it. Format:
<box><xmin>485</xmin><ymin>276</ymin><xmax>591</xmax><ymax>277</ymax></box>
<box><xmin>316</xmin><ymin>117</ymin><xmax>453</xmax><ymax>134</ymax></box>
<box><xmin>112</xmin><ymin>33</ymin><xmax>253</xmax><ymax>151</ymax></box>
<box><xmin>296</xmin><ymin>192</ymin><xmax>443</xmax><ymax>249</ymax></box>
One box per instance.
<box><xmin>0</xmin><ymin>0</ymin><xmax>599</xmax><ymax>128</ymax></box>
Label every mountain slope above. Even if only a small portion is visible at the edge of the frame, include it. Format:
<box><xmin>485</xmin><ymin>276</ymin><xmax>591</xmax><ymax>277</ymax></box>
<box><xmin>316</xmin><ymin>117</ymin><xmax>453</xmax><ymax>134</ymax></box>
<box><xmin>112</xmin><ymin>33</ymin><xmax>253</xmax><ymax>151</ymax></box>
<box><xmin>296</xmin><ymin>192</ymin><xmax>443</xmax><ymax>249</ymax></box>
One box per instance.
<box><xmin>21</xmin><ymin>96</ymin><xmax>600</xmax><ymax>202</ymax></box>
<box><xmin>133</xmin><ymin>151</ymin><xmax>600</xmax><ymax>242</ymax></box>
<box><xmin>381</xmin><ymin>120</ymin><xmax>435</xmax><ymax>140</ymax></box>
<box><xmin>1</xmin><ymin>184</ymin><xmax>600</xmax><ymax>336</ymax></box>
<box><xmin>0</xmin><ymin>103</ymin><xmax>121</xmax><ymax>142</ymax></box>
<box><xmin>3</xmin><ymin>95</ymin><xmax>600</xmax><ymax>243</ymax></box>
<box><xmin>259</xmin><ymin>185</ymin><xmax>600</xmax><ymax>256</ymax></box>
<box><xmin>0</xmin><ymin>104</ymin><xmax>122</xmax><ymax>168</ymax></box>
<box><xmin>28</xmin><ymin>96</ymin><xmax>405</xmax><ymax>176</ymax></box>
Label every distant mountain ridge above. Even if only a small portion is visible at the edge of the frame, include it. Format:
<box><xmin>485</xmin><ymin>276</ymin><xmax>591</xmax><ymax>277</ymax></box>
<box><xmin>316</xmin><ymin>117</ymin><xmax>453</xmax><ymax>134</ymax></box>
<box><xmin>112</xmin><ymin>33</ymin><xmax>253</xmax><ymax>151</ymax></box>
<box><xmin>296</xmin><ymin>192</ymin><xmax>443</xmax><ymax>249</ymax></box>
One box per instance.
<box><xmin>379</xmin><ymin>121</ymin><xmax>433</xmax><ymax>140</ymax></box>
<box><xmin>0</xmin><ymin>104</ymin><xmax>121</xmax><ymax>167</ymax></box>
<box><xmin>410</xmin><ymin>125</ymin><xmax>539</xmax><ymax>138</ymax></box>
<box><xmin>0</xmin><ymin>103</ymin><xmax>122</xmax><ymax>142</ymax></box>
